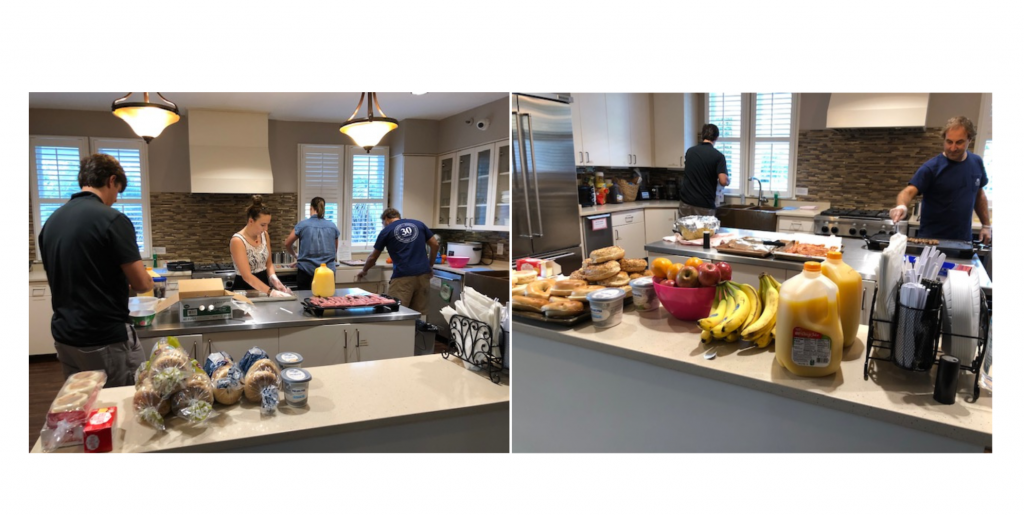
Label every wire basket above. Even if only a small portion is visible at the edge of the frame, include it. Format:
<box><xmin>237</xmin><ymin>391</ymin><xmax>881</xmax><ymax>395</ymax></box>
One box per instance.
<box><xmin>617</xmin><ymin>179</ymin><xmax>639</xmax><ymax>202</ymax></box>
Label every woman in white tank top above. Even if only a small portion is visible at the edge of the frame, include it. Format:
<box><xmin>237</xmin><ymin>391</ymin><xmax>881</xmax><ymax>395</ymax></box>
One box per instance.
<box><xmin>229</xmin><ymin>195</ymin><xmax>291</xmax><ymax>296</ymax></box>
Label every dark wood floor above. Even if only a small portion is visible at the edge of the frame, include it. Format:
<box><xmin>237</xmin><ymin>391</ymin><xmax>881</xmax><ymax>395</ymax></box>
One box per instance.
<box><xmin>28</xmin><ymin>339</ymin><xmax>452</xmax><ymax>451</ymax></box>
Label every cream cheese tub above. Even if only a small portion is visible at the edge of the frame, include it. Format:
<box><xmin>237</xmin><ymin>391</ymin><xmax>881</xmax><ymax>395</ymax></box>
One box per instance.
<box><xmin>275</xmin><ymin>352</ymin><xmax>304</xmax><ymax>369</ymax></box>
<box><xmin>586</xmin><ymin>288</ymin><xmax>627</xmax><ymax>329</ymax></box>
<box><xmin>629</xmin><ymin>277</ymin><xmax>658</xmax><ymax>312</ymax></box>
<box><xmin>281</xmin><ymin>368</ymin><xmax>312</xmax><ymax>407</ymax></box>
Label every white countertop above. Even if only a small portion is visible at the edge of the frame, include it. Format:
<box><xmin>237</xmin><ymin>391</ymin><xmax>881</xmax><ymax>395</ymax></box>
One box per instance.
<box><xmin>433</xmin><ymin>260</ymin><xmax>510</xmax><ymax>276</ymax></box>
<box><xmin>31</xmin><ymin>355</ymin><xmax>509</xmax><ymax>453</ymax></box>
<box><xmin>513</xmin><ymin>309</ymin><xmax>991</xmax><ymax>447</ymax></box>
<box><xmin>579</xmin><ymin>201</ymin><xmax>827</xmax><ymax>218</ymax></box>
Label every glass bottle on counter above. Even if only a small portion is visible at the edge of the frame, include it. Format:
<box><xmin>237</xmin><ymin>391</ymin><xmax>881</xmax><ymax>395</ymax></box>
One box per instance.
<box><xmin>775</xmin><ymin>261</ymin><xmax>844</xmax><ymax>377</ymax></box>
<box><xmin>820</xmin><ymin>251</ymin><xmax>862</xmax><ymax>347</ymax></box>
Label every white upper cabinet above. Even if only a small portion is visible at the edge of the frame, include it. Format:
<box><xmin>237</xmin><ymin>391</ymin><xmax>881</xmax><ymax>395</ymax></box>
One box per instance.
<box><xmin>653</xmin><ymin>93</ymin><xmax>688</xmax><ymax>169</ymax></box>
<box><xmin>628</xmin><ymin>93</ymin><xmax>653</xmax><ymax>167</ymax></box>
<box><xmin>435</xmin><ymin>153</ymin><xmax>456</xmax><ymax>228</ymax></box>
<box><xmin>435</xmin><ymin>142</ymin><xmax>509</xmax><ymax>231</ymax></box>
<box><xmin>571</xmin><ymin>93</ymin><xmax>610</xmax><ymax>166</ymax></box>
<box><xmin>571</xmin><ymin>93</ymin><xmax>652</xmax><ymax>168</ymax></box>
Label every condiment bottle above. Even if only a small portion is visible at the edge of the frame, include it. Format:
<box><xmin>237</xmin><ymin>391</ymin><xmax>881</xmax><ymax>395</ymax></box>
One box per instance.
<box><xmin>775</xmin><ymin>261</ymin><xmax>844</xmax><ymax>377</ymax></box>
<box><xmin>820</xmin><ymin>251</ymin><xmax>862</xmax><ymax>347</ymax></box>
<box><xmin>311</xmin><ymin>263</ymin><xmax>335</xmax><ymax>297</ymax></box>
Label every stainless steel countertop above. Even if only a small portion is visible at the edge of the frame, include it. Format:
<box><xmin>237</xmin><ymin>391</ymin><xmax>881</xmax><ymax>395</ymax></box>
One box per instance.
<box><xmin>137</xmin><ymin>288</ymin><xmax>421</xmax><ymax>338</ymax></box>
<box><xmin>646</xmin><ymin>228</ymin><xmax>992</xmax><ymax>294</ymax></box>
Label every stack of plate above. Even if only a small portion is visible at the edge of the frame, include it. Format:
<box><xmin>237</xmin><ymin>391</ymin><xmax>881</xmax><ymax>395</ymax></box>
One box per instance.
<box><xmin>942</xmin><ymin>270</ymin><xmax>981</xmax><ymax>366</ymax></box>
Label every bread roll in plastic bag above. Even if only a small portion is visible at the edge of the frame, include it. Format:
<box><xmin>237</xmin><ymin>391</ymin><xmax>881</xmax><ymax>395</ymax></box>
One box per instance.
<box><xmin>133</xmin><ymin>378</ymin><xmax>172</xmax><ymax>430</ymax></box>
<box><xmin>40</xmin><ymin>370</ymin><xmax>107</xmax><ymax>452</ymax></box>
<box><xmin>172</xmin><ymin>361</ymin><xmax>217</xmax><ymax>425</ymax></box>
<box><xmin>242</xmin><ymin>354</ymin><xmax>281</xmax><ymax>415</ymax></box>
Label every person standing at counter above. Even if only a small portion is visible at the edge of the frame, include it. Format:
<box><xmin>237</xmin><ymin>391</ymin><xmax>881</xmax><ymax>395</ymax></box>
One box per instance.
<box><xmin>39</xmin><ymin>154</ymin><xmax>153</xmax><ymax>387</ymax></box>
<box><xmin>678</xmin><ymin>123</ymin><xmax>730</xmax><ymax>218</ymax></box>
<box><xmin>356</xmin><ymin>208</ymin><xmax>440</xmax><ymax>314</ymax></box>
<box><xmin>230</xmin><ymin>195</ymin><xmax>292</xmax><ymax>297</ymax></box>
<box><xmin>284</xmin><ymin>196</ymin><xmax>340</xmax><ymax>290</ymax></box>
<box><xmin>890</xmin><ymin>116</ymin><xmax>992</xmax><ymax>244</ymax></box>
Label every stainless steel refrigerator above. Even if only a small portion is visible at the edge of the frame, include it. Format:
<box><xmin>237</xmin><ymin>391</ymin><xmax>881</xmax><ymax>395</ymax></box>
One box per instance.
<box><xmin>511</xmin><ymin>94</ymin><xmax>584</xmax><ymax>272</ymax></box>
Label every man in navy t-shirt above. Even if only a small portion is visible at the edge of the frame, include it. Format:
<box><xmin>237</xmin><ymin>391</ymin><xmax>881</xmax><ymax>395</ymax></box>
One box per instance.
<box><xmin>890</xmin><ymin>116</ymin><xmax>992</xmax><ymax>243</ymax></box>
<box><xmin>356</xmin><ymin>208</ymin><xmax>440</xmax><ymax>314</ymax></box>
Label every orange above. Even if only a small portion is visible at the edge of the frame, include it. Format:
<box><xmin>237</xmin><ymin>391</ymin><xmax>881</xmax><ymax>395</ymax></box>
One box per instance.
<box><xmin>651</xmin><ymin>257</ymin><xmax>673</xmax><ymax>279</ymax></box>
<box><xmin>667</xmin><ymin>263</ymin><xmax>686</xmax><ymax>283</ymax></box>
<box><xmin>684</xmin><ymin>257</ymin><xmax>704</xmax><ymax>268</ymax></box>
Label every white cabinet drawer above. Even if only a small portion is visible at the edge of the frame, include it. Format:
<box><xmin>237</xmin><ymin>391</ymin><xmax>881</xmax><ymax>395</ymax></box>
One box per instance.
<box><xmin>30</xmin><ymin>284</ymin><xmax>50</xmax><ymax>297</ymax></box>
<box><xmin>777</xmin><ymin>217</ymin><xmax>814</xmax><ymax>234</ymax></box>
<box><xmin>612</xmin><ymin>210</ymin><xmax>645</xmax><ymax>227</ymax></box>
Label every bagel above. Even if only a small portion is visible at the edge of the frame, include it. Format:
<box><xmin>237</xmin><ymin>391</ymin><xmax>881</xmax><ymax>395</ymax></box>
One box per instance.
<box><xmin>133</xmin><ymin>384</ymin><xmax>171</xmax><ymax>416</ymax></box>
<box><xmin>628</xmin><ymin>270</ymin><xmax>654</xmax><ymax>279</ymax></box>
<box><xmin>246</xmin><ymin>358</ymin><xmax>280</xmax><ymax>379</ymax></box>
<box><xmin>211</xmin><ymin>366</ymin><xmax>243</xmax><ymax>405</ymax></box>
<box><xmin>151</xmin><ymin>352</ymin><xmax>189</xmax><ymax>372</ymax></box>
<box><xmin>581</xmin><ymin>260</ymin><xmax>621</xmax><ymax>282</ymax></box>
<box><xmin>513</xmin><ymin>270</ymin><xmax>538</xmax><ymax>284</ymax></box>
<box><xmin>541</xmin><ymin>299</ymin><xmax>586</xmax><ymax>318</ymax></box>
<box><xmin>525</xmin><ymin>279</ymin><xmax>554</xmax><ymax>300</ymax></box>
<box><xmin>568</xmin><ymin>285</ymin><xmax>608</xmax><ymax>301</ymax></box>
<box><xmin>550</xmin><ymin>279</ymin><xmax>588</xmax><ymax>297</ymax></box>
<box><xmin>590</xmin><ymin>246</ymin><xmax>625</xmax><ymax>264</ymax></box>
<box><xmin>511</xmin><ymin>295</ymin><xmax>547</xmax><ymax>313</ymax></box>
<box><xmin>511</xmin><ymin>283</ymin><xmax>527</xmax><ymax>296</ymax></box>
<box><xmin>618</xmin><ymin>258</ymin><xmax>648</xmax><ymax>273</ymax></box>
<box><xmin>172</xmin><ymin>374</ymin><xmax>215</xmax><ymax>413</ymax></box>
<box><xmin>597</xmin><ymin>271</ymin><xmax>631</xmax><ymax>287</ymax></box>
<box><xmin>244</xmin><ymin>370</ymin><xmax>279</xmax><ymax>403</ymax></box>
<box><xmin>569</xmin><ymin>269</ymin><xmax>587</xmax><ymax>281</ymax></box>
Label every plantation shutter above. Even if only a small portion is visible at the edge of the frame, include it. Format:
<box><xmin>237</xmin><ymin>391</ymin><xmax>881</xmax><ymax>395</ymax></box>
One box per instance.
<box><xmin>299</xmin><ymin>145</ymin><xmax>343</xmax><ymax>228</ymax></box>
<box><xmin>347</xmin><ymin>146</ymin><xmax>388</xmax><ymax>249</ymax></box>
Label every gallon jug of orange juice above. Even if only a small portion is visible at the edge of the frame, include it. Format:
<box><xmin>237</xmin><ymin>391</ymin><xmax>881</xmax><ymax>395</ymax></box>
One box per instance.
<box><xmin>821</xmin><ymin>251</ymin><xmax>862</xmax><ymax>347</ymax></box>
<box><xmin>311</xmin><ymin>263</ymin><xmax>335</xmax><ymax>298</ymax></box>
<box><xmin>775</xmin><ymin>261</ymin><xmax>844</xmax><ymax>377</ymax></box>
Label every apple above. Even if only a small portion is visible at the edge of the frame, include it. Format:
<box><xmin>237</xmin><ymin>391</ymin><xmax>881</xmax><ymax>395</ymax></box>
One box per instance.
<box><xmin>663</xmin><ymin>279</ymin><xmax>677</xmax><ymax>288</ymax></box>
<box><xmin>715</xmin><ymin>261</ymin><xmax>733</xmax><ymax>281</ymax></box>
<box><xmin>698</xmin><ymin>262</ymin><xmax>721</xmax><ymax>287</ymax></box>
<box><xmin>676</xmin><ymin>266</ymin><xmax>701</xmax><ymax>288</ymax></box>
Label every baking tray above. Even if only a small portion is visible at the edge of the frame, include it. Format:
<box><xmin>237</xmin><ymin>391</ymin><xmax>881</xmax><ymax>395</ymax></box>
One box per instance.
<box><xmin>773</xmin><ymin>241</ymin><xmax>842</xmax><ymax>262</ymax></box>
<box><xmin>865</xmin><ymin>234</ymin><xmax>974</xmax><ymax>258</ymax></box>
<box><xmin>511</xmin><ymin>296</ymin><xmax>633</xmax><ymax>327</ymax></box>
<box><xmin>301</xmin><ymin>294</ymin><xmax>401</xmax><ymax>317</ymax></box>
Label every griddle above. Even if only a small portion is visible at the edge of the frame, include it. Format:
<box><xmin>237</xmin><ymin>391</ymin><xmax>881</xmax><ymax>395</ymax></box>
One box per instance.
<box><xmin>864</xmin><ymin>233</ymin><xmax>975</xmax><ymax>259</ymax></box>
<box><xmin>301</xmin><ymin>294</ymin><xmax>401</xmax><ymax>317</ymax></box>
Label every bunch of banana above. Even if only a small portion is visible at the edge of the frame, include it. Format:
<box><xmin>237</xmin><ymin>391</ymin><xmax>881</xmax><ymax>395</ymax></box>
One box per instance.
<box><xmin>740</xmin><ymin>273</ymin><xmax>782</xmax><ymax>348</ymax></box>
<box><xmin>697</xmin><ymin>280</ymin><xmax>761</xmax><ymax>344</ymax></box>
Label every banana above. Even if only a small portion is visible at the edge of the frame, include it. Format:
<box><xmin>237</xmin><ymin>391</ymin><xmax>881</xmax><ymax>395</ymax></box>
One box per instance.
<box><xmin>754</xmin><ymin>327</ymin><xmax>774</xmax><ymax>348</ymax></box>
<box><xmin>698</xmin><ymin>284</ymin><xmax>732</xmax><ymax>332</ymax></box>
<box><xmin>700</xmin><ymin>329</ymin><xmax>713</xmax><ymax>344</ymax></box>
<box><xmin>736</xmin><ymin>282</ymin><xmax>761</xmax><ymax>333</ymax></box>
<box><xmin>723</xmin><ymin>331</ymin><xmax>741</xmax><ymax>343</ymax></box>
<box><xmin>767</xmin><ymin>273</ymin><xmax>782</xmax><ymax>291</ymax></box>
<box><xmin>742</xmin><ymin>277</ymin><xmax>779</xmax><ymax>339</ymax></box>
<box><xmin>714</xmin><ymin>283</ymin><xmax>750</xmax><ymax>338</ymax></box>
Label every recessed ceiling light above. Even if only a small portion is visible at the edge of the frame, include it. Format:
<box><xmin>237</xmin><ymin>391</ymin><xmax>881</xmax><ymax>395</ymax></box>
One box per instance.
<box><xmin>411</xmin><ymin>92</ymin><xmax>428</xmax><ymax>96</ymax></box>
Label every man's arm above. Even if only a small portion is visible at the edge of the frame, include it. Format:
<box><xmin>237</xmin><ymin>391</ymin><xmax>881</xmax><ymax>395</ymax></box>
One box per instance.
<box><xmin>121</xmin><ymin>260</ymin><xmax>155</xmax><ymax>293</ymax></box>
<box><xmin>718</xmin><ymin>173</ymin><xmax>729</xmax><ymax>187</ymax></box>
<box><xmin>975</xmin><ymin>188</ymin><xmax>992</xmax><ymax>243</ymax></box>
<box><xmin>890</xmin><ymin>185</ymin><xmax>920</xmax><ymax>222</ymax></box>
<box><xmin>427</xmin><ymin>236</ymin><xmax>440</xmax><ymax>275</ymax></box>
<box><xmin>284</xmin><ymin>229</ymin><xmax>299</xmax><ymax>258</ymax></box>
<box><xmin>356</xmin><ymin>249</ymin><xmax>382</xmax><ymax>281</ymax></box>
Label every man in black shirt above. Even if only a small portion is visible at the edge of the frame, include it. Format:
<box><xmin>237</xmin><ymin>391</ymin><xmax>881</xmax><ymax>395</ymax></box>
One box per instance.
<box><xmin>39</xmin><ymin>154</ymin><xmax>154</xmax><ymax>387</ymax></box>
<box><xmin>678</xmin><ymin>124</ymin><xmax>730</xmax><ymax>218</ymax></box>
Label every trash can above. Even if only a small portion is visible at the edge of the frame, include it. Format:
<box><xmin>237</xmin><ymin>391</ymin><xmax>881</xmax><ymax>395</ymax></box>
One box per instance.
<box><xmin>415</xmin><ymin>320</ymin><xmax>439</xmax><ymax>356</ymax></box>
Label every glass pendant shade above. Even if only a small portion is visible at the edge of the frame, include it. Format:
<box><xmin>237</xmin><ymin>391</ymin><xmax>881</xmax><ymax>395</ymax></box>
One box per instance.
<box><xmin>111</xmin><ymin>93</ymin><xmax>181</xmax><ymax>143</ymax></box>
<box><xmin>339</xmin><ymin>93</ymin><xmax>399</xmax><ymax>152</ymax></box>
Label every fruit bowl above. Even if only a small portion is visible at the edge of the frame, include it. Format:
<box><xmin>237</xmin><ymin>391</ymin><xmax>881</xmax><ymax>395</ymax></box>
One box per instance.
<box><xmin>652</xmin><ymin>279</ymin><xmax>716</xmax><ymax>321</ymax></box>
<box><xmin>446</xmin><ymin>256</ymin><xmax>470</xmax><ymax>268</ymax></box>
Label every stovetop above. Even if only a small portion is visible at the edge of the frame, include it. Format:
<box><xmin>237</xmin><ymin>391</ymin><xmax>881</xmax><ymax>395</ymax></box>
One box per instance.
<box><xmin>817</xmin><ymin>208</ymin><xmax>891</xmax><ymax>220</ymax></box>
<box><xmin>194</xmin><ymin>263</ymin><xmax>235</xmax><ymax>272</ymax></box>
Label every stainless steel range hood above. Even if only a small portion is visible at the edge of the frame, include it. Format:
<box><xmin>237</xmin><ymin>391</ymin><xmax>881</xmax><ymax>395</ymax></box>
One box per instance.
<box><xmin>826</xmin><ymin>93</ymin><xmax>930</xmax><ymax>129</ymax></box>
<box><xmin>188</xmin><ymin>109</ymin><xmax>274</xmax><ymax>193</ymax></box>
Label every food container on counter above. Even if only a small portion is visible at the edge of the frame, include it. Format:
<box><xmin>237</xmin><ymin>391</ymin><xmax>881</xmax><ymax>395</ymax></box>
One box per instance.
<box><xmin>281</xmin><ymin>368</ymin><xmax>312</xmax><ymax>407</ymax></box>
<box><xmin>275</xmin><ymin>352</ymin><xmax>304</xmax><ymax>369</ymax></box>
<box><xmin>129</xmin><ymin>310</ymin><xmax>156</xmax><ymax>327</ymax></box>
<box><xmin>152</xmin><ymin>277</ymin><xmax>167</xmax><ymax>299</ymax></box>
<box><xmin>629</xmin><ymin>277</ymin><xmax>659</xmax><ymax>312</ymax></box>
<box><xmin>586</xmin><ymin>288</ymin><xmax>627</xmax><ymax>329</ymax></box>
<box><xmin>652</xmin><ymin>280</ymin><xmax>715</xmax><ymax>321</ymax></box>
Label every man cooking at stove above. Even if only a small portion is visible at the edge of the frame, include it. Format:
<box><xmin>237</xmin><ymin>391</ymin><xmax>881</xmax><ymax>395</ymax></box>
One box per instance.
<box><xmin>678</xmin><ymin>123</ymin><xmax>730</xmax><ymax>218</ymax></box>
<box><xmin>356</xmin><ymin>208</ymin><xmax>440</xmax><ymax>315</ymax></box>
<box><xmin>890</xmin><ymin>116</ymin><xmax>992</xmax><ymax>244</ymax></box>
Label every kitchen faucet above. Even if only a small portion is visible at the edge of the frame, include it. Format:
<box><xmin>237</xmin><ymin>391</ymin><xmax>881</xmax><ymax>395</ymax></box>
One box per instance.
<box><xmin>749</xmin><ymin>177</ymin><xmax>766</xmax><ymax>206</ymax></box>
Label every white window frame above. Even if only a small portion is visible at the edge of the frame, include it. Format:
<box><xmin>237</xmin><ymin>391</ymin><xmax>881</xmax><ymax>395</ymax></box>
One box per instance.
<box><xmin>30</xmin><ymin>135</ymin><xmax>153</xmax><ymax>259</ymax></box>
<box><xmin>345</xmin><ymin>145</ymin><xmax>389</xmax><ymax>252</ymax></box>
<box><xmin>706</xmin><ymin>93</ymin><xmax>800</xmax><ymax>199</ymax></box>
<box><xmin>977</xmin><ymin>93</ymin><xmax>993</xmax><ymax>204</ymax></box>
<box><xmin>297</xmin><ymin>143</ymin><xmax>345</xmax><ymax>232</ymax></box>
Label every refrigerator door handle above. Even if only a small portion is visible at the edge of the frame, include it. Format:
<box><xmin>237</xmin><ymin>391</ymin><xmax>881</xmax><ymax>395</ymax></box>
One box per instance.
<box><xmin>538</xmin><ymin>252</ymin><xmax>578</xmax><ymax>261</ymax></box>
<box><xmin>522</xmin><ymin>112</ymin><xmax>544</xmax><ymax>238</ymax></box>
<box><xmin>513</xmin><ymin>111</ymin><xmax>534</xmax><ymax>239</ymax></box>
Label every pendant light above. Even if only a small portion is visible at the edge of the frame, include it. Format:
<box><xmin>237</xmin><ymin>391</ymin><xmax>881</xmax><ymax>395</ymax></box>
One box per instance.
<box><xmin>339</xmin><ymin>92</ymin><xmax>399</xmax><ymax>152</ymax></box>
<box><xmin>111</xmin><ymin>92</ymin><xmax>181</xmax><ymax>143</ymax></box>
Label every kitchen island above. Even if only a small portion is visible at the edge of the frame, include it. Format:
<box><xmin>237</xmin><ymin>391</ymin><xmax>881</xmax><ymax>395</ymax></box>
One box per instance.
<box><xmin>32</xmin><ymin>355</ymin><xmax>509</xmax><ymax>453</ymax></box>
<box><xmin>512</xmin><ymin>309</ymin><xmax>991</xmax><ymax>452</ymax></box>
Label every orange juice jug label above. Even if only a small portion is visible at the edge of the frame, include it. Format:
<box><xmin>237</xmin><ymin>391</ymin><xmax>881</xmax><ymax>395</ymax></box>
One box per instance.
<box><xmin>792</xmin><ymin>327</ymin><xmax>832</xmax><ymax>367</ymax></box>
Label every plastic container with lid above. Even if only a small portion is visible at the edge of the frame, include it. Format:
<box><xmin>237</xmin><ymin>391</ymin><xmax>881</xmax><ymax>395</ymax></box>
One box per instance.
<box><xmin>312</xmin><ymin>263</ymin><xmax>335</xmax><ymax>297</ymax></box>
<box><xmin>820</xmin><ymin>250</ymin><xmax>862</xmax><ymax>347</ymax></box>
<box><xmin>629</xmin><ymin>277</ymin><xmax>659</xmax><ymax>312</ymax></box>
<box><xmin>775</xmin><ymin>261</ymin><xmax>844</xmax><ymax>377</ymax></box>
<box><xmin>275</xmin><ymin>352</ymin><xmax>305</xmax><ymax>369</ymax></box>
<box><xmin>152</xmin><ymin>277</ymin><xmax>168</xmax><ymax>299</ymax></box>
<box><xmin>280</xmin><ymin>368</ymin><xmax>312</xmax><ymax>407</ymax></box>
<box><xmin>586</xmin><ymin>288</ymin><xmax>627</xmax><ymax>328</ymax></box>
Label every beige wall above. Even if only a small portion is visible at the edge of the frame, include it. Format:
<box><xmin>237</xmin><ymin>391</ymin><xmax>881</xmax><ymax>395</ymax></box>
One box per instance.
<box><xmin>798</xmin><ymin>93</ymin><xmax>984</xmax><ymax>131</ymax></box>
<box><xmin>437</xmin><ymin>97</ymin><xmax>510</xmax><ymax>154</ymax></box>
<box><xmin>388</xmin><ymin>118</ymin><xmax>440</xmax><ymax>156</ymax></box>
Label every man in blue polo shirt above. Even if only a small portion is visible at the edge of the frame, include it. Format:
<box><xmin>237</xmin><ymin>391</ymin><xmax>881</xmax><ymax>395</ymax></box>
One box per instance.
<box><xmin>890</xmin><ymin>116</ymin><xmax>992</xmax><ymax>243</ymax></box>
<box><xmin>356</xmin><ymin>208</ymin><xmax>440</xmax><ymax>314</ymax></box>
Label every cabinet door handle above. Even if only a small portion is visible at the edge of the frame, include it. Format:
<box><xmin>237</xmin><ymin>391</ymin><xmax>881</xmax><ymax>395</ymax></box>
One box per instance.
<box><xmin>862</xmin><ymin>286</ymin><xmax>867</xmax><ymax>311</ymax></box>
<box><xmin>355</xmin><ymin>329</ymin><xmax>362</xmax><ymax>347</ymax></box>
<box><xmin>344</xmin><ymin>330</ymin><xmax>348</xmax><ymax>349</ymax></box>
<box><xmin>680</xmin><ymin>156</ymin><xmax>683</xmax><ymax>167</ymax></box>
<box><xmin>615</xmin><ymin>229</ymin><xmax>620</xmax><ymax>241</ymax></box>
<box><xmin>579</xmin><ymin>151</ymin><xmax>584</xmax><ymax>164</ymax></box>
<box><xmin>586</xmin><ymin>151</ymin><xmax>590</xmax><ymax>163</ymax></box>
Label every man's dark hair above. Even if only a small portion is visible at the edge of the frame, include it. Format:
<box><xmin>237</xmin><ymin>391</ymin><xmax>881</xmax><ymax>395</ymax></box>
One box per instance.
<box><xmin>78</xmin><ymin>154</ymin><xmax>127</xmax><ymax>193</ymax></box>
<box><xmin>701</xmin><ymin>124</ymin><xmax>720</xmax><ymax>142</ymax></box>
<box><xmin>380</xmin><ymin>208</ymin><xmax>402</xmax><ymax>222</ymax></box>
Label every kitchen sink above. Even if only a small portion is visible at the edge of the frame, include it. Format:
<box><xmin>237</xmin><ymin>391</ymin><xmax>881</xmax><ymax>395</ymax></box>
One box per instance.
<box><xmin>717</xmin><ymin>206</ymin><xmax>779</xmax><ymax>232</ymax></box>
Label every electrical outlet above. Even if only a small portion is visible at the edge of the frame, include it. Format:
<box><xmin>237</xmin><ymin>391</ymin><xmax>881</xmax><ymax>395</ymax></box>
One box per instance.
<box><xmin>496</xmin><ymin>243</ymin><xmax>504</xmax><ymax>255</ymax></box>
<box><xmin>153</xmin><ymin>247</ymin><xmax>167</xmax><ymax>255</ymax></box>
<box><xmin>795</xmin><ymin>187</ymin><xmax>808</xmax><ymax>196</ymax></box>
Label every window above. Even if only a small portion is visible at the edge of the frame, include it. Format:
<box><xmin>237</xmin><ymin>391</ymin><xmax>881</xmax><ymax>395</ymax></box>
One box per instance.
<box><xmin>706</xmin><ymin>93</ymin><xmax>799</xmax><ymax>198</ymax></box>
<box><xmin>977</xmin><ymin>93</ymin><xmax>993</xmax><ymax>202</ymax></box>
<box><xmin>298</xmin><ymin>144</ymin><xmax>389</xmax><ymax>253</ymax></box>
<box><xmin>29</xmin><ymin>136</ymin><xmax>152</xmax><ymax>259</ymax></box>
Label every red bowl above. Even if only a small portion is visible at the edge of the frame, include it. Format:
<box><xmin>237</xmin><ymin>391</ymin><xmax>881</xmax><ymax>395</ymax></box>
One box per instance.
<box><xmin>652</xmin><ymin>279</ymin><xmax>716</xmax><ymax>321</ymax></box>
<box><xmin>446</xmin><ymin>256</ymin><xmax>470</xmax><ymax>268</ymax></box>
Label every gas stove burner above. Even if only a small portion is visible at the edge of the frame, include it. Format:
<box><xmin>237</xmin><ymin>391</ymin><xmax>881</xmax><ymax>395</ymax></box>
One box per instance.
<box><xmin>814</xmin><ymin>209</ymin><xmax>908</xmax><ymax>238</ymax></box>
<box><xmin>819</xmin><ymin>208</ymin><xmax>890</xmax><ymax>220</ymax></box>
<box><xmin>195</xmin><ymin>263</ymin><xmax>236</xmax><ymax>272</ymax></box>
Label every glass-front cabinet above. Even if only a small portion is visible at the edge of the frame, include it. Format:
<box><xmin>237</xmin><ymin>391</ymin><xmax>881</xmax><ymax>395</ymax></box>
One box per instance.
<box><xmin>435</xmin><ymin>141</ymin><xmax>510</xmax><ymax>231</ymax></box>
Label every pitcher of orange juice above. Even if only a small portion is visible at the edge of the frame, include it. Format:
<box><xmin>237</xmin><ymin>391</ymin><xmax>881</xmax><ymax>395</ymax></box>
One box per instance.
<box><xmin>775</xmin><ymin>261</ymin><xmax>844</xmax><ymax>377</ymax></box>
<box><xmin>821</xmin><ymin>251</ymin><xmax>862</xmax><ymax>347</ymax></box>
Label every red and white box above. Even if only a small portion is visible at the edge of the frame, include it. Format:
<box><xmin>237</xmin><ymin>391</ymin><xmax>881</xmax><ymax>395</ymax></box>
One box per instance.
<box><xmin>83</xmin><ymin>407</ymin><xmax>117</xmax><ymax>453</ymax></box>
<box><xmin>515</xmin><ymin>258</ymin><xmax>543</xmax><ymax>272</ymax></box>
